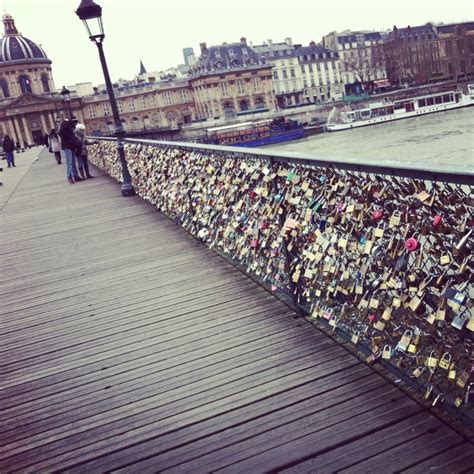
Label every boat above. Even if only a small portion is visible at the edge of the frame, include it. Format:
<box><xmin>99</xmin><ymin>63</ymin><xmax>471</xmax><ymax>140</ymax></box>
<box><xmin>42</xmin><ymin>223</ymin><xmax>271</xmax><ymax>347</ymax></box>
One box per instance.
<box><xmin>205</xmin><ymin>117</ymin><xmax>304</xmax><ymax>147</ymax></box>
<box><xmin>326</xmin><ymin>84</ymin><xmax>474</xmax><ymax>132</ymax></box>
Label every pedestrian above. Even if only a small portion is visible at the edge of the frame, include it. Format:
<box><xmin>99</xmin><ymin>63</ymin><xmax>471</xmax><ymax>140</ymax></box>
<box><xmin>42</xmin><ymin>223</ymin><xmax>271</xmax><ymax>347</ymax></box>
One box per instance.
<box><xmin>74</xmin><ymin>123</ymin><xmax>94</xmax><ymax>179</ymax></box>
<box><xmin>48</xmin><ymin>129</ymin><xmax>62</xmax><ymax>164</ymax></box>
<box><xmin>43</xmin><ymin>133</ymin><xmax>49</xmax><ymax>147</ymax></box>
<box><xmin>58</xmin><ymin>117</ymin><xmax>82</xmax><ymax>184</ymax></box>
<box><xmin>2</xmin><ymin>134</ymin><xmax>15</xmax><ymax>167</ymax></box>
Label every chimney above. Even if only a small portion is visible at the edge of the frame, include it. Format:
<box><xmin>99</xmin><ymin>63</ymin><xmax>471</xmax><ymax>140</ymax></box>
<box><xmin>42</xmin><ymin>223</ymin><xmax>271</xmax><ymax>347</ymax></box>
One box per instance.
<box><xmin>310</xmin><ymin>40</ymin><xmax>316</xmax><ymax>46</ymax></box>
<box><xmin>285</xmin><ymin>37</ymin><xmax>293</xmax><ymax>46</ymax></box>
<box><xmin>200</xmin><ymin>42</ymin><xmax>207</xmax><ymax>55</ymax></box>
<box><xmin>267</xmin><ymin>39</ymin><xmax>273</xmax><ymax>48</ymax></box>
<box><xmin>240</xmin><ymin>37</ymin><xmax>247</xmax><ymax>45</ymax></box>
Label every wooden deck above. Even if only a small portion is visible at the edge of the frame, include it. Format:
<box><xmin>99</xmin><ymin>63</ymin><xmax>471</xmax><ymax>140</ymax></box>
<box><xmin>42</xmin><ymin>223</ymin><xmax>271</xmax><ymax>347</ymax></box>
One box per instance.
<box><xmin>1</xmin><ymin>150</ymin><xmax>473</xmax><ymax>473</ymax></box>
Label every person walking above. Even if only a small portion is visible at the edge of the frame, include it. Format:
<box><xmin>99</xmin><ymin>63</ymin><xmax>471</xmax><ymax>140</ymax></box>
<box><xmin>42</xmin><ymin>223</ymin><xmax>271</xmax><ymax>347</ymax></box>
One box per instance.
<box><xmin>74</xmin><ymin>123</ymin><xmax>94</xmax><ymax>179</ymax></box>
<box><xmin>48</xmin><ymin>129</ymin><xmax>62</xmax><ymax>164</ymax></box>
<box><xmin>58</xmin><ymin>117</ymin><xmax>82</xmax><ymax>184</ymax></box>
<box><xmin>2</xmin><ymin>134</ymin><xmax>15</xmax><ymax>167</ymax></box>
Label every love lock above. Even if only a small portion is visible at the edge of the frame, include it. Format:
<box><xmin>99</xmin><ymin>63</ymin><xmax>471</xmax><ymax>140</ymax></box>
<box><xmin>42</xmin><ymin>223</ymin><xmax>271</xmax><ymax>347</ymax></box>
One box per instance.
<box><xmin>405</xmin><ymin>237</ymin><xmax>419</xmax><ymax>252</ymax></box>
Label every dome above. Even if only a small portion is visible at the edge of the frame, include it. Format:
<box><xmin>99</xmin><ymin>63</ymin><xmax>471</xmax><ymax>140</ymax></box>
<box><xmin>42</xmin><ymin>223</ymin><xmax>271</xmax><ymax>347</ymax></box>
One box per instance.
<box><xmin>0</xmin><ymin>13</ymin><xmax>49</xmax><ymax>64</ymax></box>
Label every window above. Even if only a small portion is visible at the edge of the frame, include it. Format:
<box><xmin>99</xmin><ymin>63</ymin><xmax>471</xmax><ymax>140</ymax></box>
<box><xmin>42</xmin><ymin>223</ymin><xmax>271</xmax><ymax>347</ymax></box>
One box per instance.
<box><xmin>273</xmin><ymin>70</ymin><xmax>279</xmax><ymax>80</ymax></box>
<box><xmin>301</xmin><ymin>65</ymin><xmax>305</xmax><ymax>73</ymax></box>
<box><xmin>237</xmin><ymin>79</ymin><xmax>245</xmax><ymax>94</ymax></box>
<box><xmin>163</xmin><ymin>91</ymin><xmax>173</xmax><ymax>105</ymax></box>
<box><xmin>132</xmin><ymin>117</ymin><xmax>141</xmax><ymax>130</ymax></box>
<box><xmin>19</xmin><ymin>75</ymin><xmax>32</xmax><ymax>94</ymax></box>
<box><xmin>88</xmin><ymin>105</ymin><xmax>96</xmax><ymax>118</ymax></box>
<box><xmin>0</xmin><ymin>78</ymin><xmax>10</xmax><ymax>98</ymax></box>
<box><xmin>252</xmin><ymin>78</ymin><xmax>262</xmax><ymax>92</ymax></box>
<box><xmin>180</xmin><ymin>89</ymin><xmax>188</xmax><ymax>103</ymax></box>
<box><xmin>220</xmin><ymin>81</ymin><xmax>229</xmax><ymax>96</ymax></box>
<box><xmin>308</xmin><ymin>64</ymin><xmax>313</xmax><ymax>72</ymax></box>
<box><xmin>129</xmin><ymin>99</ymin><xmax>135</xmax><ymax>112</ymax></box>
<box><xmin>290</xmin><ymin>68</ymin><xmax>295</xmax><ymax>78</ymax></box>
<box><xmin>255</xmin><ymin>97</ymin><xmax>265</xmax><ymax>109</ymax></box>
<box><xmin>118</xmin><ymin>101</ymin><xmax>123</xmax><ymax>113</ymax></box>
<box><xmin>102</xmin><ymin>103</ymin><xmax>110</xmax><ymax>116</ymax></box>
<box><xmin>239</xmin><ymin>99</ymin><xmax>249</xmax><ymax>111</ymax></box>
<box><xmin>282</xmin><ymin>69</ymin><xmax>288</xmax><ymax>79</ymax></box>
<box><xmin>41</xmin><ymin>74</ymin><xmax>50</xmax><ymax>93</ymax></box>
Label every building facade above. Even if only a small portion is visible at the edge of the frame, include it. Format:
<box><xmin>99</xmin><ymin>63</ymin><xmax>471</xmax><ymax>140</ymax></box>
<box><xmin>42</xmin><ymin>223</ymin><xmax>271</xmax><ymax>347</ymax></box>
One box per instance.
<box><xmin>384</xmin><ymin>24</ymin><xmax>442</xmax><ymax>86</ymax></box>
<box><xmin>322</xmin><ymin>30</ymin><xmax>386</xmax><ymax>95</ymax></box>
<box><xmin>295</xmin><ymin>42</ymin><xmax>343</xmax><ymax>103</ymax></box>
<box><xmin>0</xmin><ymin>13</ymin><xmax>83</xmax><ymax>147</ymax></box>
<box><xmin>81</xmin><ymin>77</ymin><xmax>196</xmax><ymax>136</ymax></box>
<box><xmin>189</xmin><ymin>39</ymin><xmax>276</xmax><ymax>120</ymax></box>
<box><xmin>436</xmin><ymin>22</ymin><xmax>474</xmax><ymax>81</ymax></box>
<box><xmin>253</xmin><ymin>38</ymin><xmax>304</xmax><ymax>108</ymax></box>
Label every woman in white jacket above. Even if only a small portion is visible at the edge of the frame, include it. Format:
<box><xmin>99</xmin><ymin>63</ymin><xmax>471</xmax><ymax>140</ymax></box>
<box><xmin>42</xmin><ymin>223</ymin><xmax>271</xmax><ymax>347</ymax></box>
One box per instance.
<box><xmin>48</xmin><ymin>129</ymin><xmax>62</xmax><ymax>164</ymax></box>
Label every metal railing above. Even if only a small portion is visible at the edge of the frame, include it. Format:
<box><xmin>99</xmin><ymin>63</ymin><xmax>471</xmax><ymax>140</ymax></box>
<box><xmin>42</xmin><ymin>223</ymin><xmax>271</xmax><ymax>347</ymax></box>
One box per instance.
<box><xmin>88</xmin><ymin>136</ymin><xmax>474</xmax><ymax>428</ymax></box>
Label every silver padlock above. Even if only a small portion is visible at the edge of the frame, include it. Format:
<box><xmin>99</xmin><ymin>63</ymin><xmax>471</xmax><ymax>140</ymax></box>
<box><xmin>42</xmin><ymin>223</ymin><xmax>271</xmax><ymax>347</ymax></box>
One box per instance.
<box><xmin>465</xmin><ymin>383</ymin><xmax>474</xmax><ymax>405</ymax></box>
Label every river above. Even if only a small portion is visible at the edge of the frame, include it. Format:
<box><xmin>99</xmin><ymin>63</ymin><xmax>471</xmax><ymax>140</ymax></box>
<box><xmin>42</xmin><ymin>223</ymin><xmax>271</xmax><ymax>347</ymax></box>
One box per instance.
<box><xmin>266</xmin><ymin>107</ymin><xmax>474</xmax><ymax>173</ymax></box>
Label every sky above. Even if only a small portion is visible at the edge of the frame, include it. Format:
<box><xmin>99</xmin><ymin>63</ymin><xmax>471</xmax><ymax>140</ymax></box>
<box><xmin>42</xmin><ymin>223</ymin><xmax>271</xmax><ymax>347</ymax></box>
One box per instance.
<box><xmin>2</xmin><ymin>0</ymin><xmax>473</xmax><ymax>88</ymax></box>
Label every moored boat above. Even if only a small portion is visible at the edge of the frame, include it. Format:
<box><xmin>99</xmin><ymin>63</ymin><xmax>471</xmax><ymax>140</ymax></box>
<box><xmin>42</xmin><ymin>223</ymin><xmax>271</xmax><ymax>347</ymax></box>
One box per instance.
<box><xmin>205</xmin><ymin>118</ymin><xmax>304</xmax><ymax>147</ymax></box>
<box><xmin>326</xmin><ymin>84</ymin><xmax>474</xmax><ymax>132</ymax></box>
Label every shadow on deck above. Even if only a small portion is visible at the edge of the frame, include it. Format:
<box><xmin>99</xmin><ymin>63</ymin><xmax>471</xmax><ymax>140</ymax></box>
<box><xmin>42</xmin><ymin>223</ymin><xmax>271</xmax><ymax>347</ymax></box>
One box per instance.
<box><xmin>0</xmin><ymin>150</ymin><xmax>473</xmax><ymax>472</ymax></box>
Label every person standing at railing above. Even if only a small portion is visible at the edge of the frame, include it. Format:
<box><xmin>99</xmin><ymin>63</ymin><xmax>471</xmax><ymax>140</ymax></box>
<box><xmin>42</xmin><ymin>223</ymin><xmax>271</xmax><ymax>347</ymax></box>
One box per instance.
<box><xmin>74</xmin><ymin>123</ymin><xmax>94</xmax><ymax>179</ymax></box>
<box><xmin>58</xmin><ymin>117</ymin><xmax>82</xmax><ymax>184</ymax></box>
<box><xmin>2</xmin><ymin>134</ymin><xmax>15</xmax><ymax>167</ymax></box>
<box><xmin>48</xmin><ymin>129</ymin><xmax>62</xmax><ymax>165</ymax></box>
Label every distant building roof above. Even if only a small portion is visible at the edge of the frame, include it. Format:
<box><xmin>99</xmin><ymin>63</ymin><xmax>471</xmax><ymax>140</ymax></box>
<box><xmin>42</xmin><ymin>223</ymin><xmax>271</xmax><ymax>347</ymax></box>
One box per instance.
<box><xmin>436</xmin><ymin>21</ymin><xmax>474</xmax><ymax>34</ymax></box>
<box><xmin>388</xmin><ymin>24</ymin><xmax>437</xmax><ymax>41</ymax></box>
<box><xmin>190</xmin><ymin>39</ymin><xmax>268</xmax><ymax>78</ymax></box>
<box><xmin>336</xmin><ymin>31</ymin><xmax>382</xmax><ymax>44</ymax></box>
<box><xmin>295</xmin><ymin>43</ymin><xmax>338</xmax><ymax>61</ymax></box>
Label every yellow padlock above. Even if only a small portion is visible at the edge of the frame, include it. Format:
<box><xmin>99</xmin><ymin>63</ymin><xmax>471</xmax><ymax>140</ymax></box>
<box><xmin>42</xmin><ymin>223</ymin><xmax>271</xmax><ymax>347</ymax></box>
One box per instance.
<box><xmin>439</xmin><ymin>353</ymin><xmax>451</xmax><ymax>370</ymax></box>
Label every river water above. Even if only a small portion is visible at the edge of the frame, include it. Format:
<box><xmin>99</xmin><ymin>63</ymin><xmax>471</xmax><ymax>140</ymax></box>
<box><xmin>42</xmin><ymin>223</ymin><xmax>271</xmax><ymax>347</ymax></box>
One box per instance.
<box><xmin>266</xmin><ymin>107</ymin><xmax>474</xmax><ymax>173</ymax></box>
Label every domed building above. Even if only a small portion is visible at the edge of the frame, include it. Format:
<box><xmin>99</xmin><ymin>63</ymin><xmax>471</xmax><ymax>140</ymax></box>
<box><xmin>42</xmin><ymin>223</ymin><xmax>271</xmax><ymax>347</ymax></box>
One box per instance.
<box><xmin>0</xmin><ymin>13</ymin><xmax>83</xmax><ymax>146</ymax></box>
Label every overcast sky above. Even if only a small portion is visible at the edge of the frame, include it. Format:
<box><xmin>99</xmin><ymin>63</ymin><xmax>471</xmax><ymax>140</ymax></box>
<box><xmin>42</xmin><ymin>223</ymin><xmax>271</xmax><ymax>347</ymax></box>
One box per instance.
<box><xmin>3</xmin><ymin>0</ymin><xmax>473</xmax><ymax>88</ymax></box>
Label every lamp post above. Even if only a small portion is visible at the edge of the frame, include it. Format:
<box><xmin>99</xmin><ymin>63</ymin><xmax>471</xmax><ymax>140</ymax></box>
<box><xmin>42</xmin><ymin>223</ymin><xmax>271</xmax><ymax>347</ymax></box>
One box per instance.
<box><xmin>60</xmin><ymin>86</ymin><xmax>72</xmax><ymax>118</ymax></box>
<box><xmin>75</xmin><ymin>0</ymin><xmax>134</xmax><ymax>196</ymax></box>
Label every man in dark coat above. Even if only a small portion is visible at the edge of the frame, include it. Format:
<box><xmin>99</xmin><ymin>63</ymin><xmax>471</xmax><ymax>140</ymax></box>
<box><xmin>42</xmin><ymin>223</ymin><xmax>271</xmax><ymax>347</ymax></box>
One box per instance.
<box><xmin>2</xmin><ymin>135</ymin><xmax>15</xmax><ymax>167</ymax></box>
<box><xmin>58</xmin><ymin>117</ymin><xmax>82</xmax><ymax>184</ymax></box>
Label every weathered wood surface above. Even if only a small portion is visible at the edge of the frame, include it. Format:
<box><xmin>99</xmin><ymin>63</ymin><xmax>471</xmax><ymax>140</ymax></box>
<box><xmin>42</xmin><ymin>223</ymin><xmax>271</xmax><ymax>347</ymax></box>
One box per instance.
<box><xmin>0</xmin><ymin>151</ymin><xmax>473</xmax><ymax>473</ymax></box>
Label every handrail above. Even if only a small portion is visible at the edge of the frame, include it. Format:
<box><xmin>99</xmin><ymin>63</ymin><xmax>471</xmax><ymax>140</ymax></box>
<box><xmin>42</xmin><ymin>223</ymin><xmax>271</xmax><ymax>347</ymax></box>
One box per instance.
<box><xmin>115</xmin><ymin>136</ymin><xmax>474</xmax><ymax>184</ymax></box>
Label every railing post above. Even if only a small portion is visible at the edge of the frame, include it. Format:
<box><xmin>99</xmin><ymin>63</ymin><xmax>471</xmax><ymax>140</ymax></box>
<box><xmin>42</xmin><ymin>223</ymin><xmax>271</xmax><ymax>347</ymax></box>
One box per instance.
<box><xmin>269</xmin><ymin>156</ymin><xmax>302</xmax><ymax>317</ymax></box>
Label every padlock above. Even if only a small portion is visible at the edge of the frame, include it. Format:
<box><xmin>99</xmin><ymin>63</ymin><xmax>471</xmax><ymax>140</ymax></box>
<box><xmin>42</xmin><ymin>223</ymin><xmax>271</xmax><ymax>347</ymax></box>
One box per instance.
<box><xmin>382</xmin><ymin>345</ymin><xmax>391</xmax><ymax>360</ymax></box>
<box><xmin>426</xmin><ymin>351</ymin><xmax>439</xmax><ymax>368</ymax></box>
<box><xmin>351</xmin><ymin>331</ymin><xmax>360</xmax><ymax>344</ymax></box>
<box><xmin>439</xmin><ymin>353</ymin><xmax>451</xmax><ymax>370</ymax></box>
<box><xmin>463</xmin><ymin>382</ymin><xmax>474</xmax><ymax>405</ymax></box>
<box><xmin>405</xmin><ymin>237</ymin><xmax>418</xmax><ymax>252</ymax></box>
<box><xmin>396</xmin><ymin>330</ymin><xmax>412</xmax><ymax>352</ymax></box>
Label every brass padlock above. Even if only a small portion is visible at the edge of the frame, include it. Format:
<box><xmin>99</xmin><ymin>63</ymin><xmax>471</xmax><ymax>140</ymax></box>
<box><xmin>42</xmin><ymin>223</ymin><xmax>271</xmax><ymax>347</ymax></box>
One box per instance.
<box><xmin>426</xmin><ymin>351</ymin><xmax>439</xmax><ymax>368</ymax></box>
<box><xmin>382</xmin><ymin>345</ymin><xmax>391</xmax><ymax>360</ymax></box>
<box><xmin>439</xmin><ymin>353</ymin><xmax>451</xmax><ymax>370</ymax></box>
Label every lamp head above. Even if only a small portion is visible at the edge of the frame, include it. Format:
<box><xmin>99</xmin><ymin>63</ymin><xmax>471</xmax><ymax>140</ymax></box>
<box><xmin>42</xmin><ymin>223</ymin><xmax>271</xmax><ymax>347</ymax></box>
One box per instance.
<box><xmin>75</xmin><ymin>0</ymin><xmax>104</xmax><ymax>41</ymax></box>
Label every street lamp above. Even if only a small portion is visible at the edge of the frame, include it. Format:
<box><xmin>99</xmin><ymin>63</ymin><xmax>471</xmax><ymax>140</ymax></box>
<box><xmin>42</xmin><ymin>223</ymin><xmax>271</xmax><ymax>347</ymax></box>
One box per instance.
<box><xmin>75</xmin><ymin>0</ymin><xmax>134</xmax><ymax>197</ymax></box>
<box><xmin>60</xmin><ymin>86</ymin><xmax>72</xmax><ymax>118</ymax></box>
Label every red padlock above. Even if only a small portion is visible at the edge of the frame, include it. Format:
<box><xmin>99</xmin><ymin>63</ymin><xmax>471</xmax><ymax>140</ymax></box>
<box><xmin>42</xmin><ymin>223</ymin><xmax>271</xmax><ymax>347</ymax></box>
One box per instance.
<box><xmin>405</xmin><ymin>237</ymin><xmax>419</xmax><ymax>252</ymax></box>
<box><xmin>372</xmin><ymin>209</ymin><xmax>384</xmax><ymax>220</ymax></box>
<box><xmin>250</xmin><ymin>238</ymin><xmax>258</xmax><ymax>249</ymax></box>
<box><xmin>433</xmin><ymin>214</ymin><xmax>443</xmax><ymax>227</ymax></box>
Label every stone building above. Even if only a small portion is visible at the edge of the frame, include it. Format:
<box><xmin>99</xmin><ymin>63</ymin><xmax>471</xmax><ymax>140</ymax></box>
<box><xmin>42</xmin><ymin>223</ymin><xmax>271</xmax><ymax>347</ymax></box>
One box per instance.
<box><xmin>0</xmin><ymin>13</ymin><xmax>83</xmax><ymax>147</ymax></box>
<box><xmin>322</xmin><ymin>30</ymin><xmax>386</xmax><ymax>95</ymax></box>
<box><xmin>295</xmin><ymin>42</ymin><xmax>343</xmax><ymax>103</ymax></box>
<box><xmin>253</xmin><ymin>38</ymin><xmax>304</xmax><ymax>108</ymax></box>
<box><xmin>81</xmin><ymin>77</ymin><xmax>196</xmax><ymax>136</ymax></box>
<box><xmin>189</xmin><ymin>38</ymin><xmax>276</xmax><ymax>120</ymax></box>
<box><xmin>384</xmin><ymin>24</ymin><xmax>442</xmax><ymax>86</ymax></box>
<box><xmin>436</xmin><ymin>22</ymin><xmax>474</xmax><ymax>81</ymax></box>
